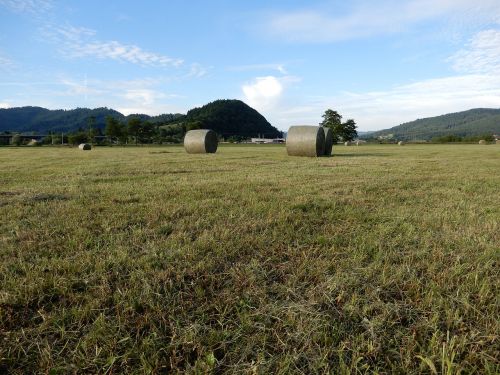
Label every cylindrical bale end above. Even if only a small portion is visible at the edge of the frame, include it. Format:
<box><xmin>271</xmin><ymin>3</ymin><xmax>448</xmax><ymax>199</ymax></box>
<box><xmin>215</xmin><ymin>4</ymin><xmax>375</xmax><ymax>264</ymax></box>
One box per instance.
<box><xmin>398</xmin><ymin>141</ymin><xmax>404</xmax><ymax>146</ymax></box>
<box><xmin>322</xmin><ymin>127</ymin><xmax>333</xmax><ymax>156</ymax></box>
<box><xmin>184</xmin><ymin>129</ymin><xmax>218</xmax><ymax>154</ymax></box>
<box><xmin>478</xmin><ymin>140</ymin><xmax>486</xmax><ymax>145</ymax></box>
<box><xmin>78</xmin><ymin>143</ymin><xmax>91</xmax><ymax>150</ymax></box>
<box><xmin>286</xmin><ymin>126</ymin><xmax>325</xmax><ymax>157</ymax></box>
<box><xmin>344</xmin><ymin>141</ymin><xmax>351</xmax><ymax>146</ymax></box>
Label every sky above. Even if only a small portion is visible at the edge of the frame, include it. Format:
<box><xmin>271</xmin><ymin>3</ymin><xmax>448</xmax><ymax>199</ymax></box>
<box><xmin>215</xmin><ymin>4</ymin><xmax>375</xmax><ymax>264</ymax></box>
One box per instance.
<box><xmin>1</xmin><ymin>0</ymin><xmax>500</xmax><ymax>131</ymax></box>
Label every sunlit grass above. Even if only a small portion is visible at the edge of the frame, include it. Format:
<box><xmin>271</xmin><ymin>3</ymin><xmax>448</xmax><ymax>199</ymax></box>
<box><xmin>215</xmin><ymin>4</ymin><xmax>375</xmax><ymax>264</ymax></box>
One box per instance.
<box><xmin>1</xmin><ymin>144</ymin><xmax>499</xmax><ymax>373</ymax></box>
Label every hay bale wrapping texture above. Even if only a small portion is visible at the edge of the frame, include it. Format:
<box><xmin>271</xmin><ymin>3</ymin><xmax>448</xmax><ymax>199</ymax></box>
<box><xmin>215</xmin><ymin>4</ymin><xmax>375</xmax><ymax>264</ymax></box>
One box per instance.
<box><xmin>184</xmin><ymin>129</ymin><xmax>218</xmax><ymax>154</ymax></box>
<box><xmin>322</xmin><ymin>127</ymin><xmax>333</xmax><ymax>156</ymax></box>
<box><xmin>286</xmin><ymin>126</ymin><xmax>325</xmax><ymax>157</ymax></box>
<box><xmin>78</xmin><ymin>143</ymin><xmax>91</xmax><ymax>150</ymax></box>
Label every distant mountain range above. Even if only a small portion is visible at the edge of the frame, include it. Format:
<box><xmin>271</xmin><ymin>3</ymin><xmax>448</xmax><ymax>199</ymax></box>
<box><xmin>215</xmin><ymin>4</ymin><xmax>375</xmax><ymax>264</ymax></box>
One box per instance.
<box><xmin>0</xmin><ymin>106</ymin><xmax>181</xmax><ymax>133</ymax></box>
<box><xmin>365</xmin><ymin>108</ymin><xmax>500</xmax><ymax>140</ymax></box>
<box><xmin>3</xmin><ymin>104</ymin><xmax>498</xmax><ymax>141</ymax></box>
<box><xmin>0</xmin><ymin>100</ymin><xmax>281</xmax><ymax>138</ymax></box>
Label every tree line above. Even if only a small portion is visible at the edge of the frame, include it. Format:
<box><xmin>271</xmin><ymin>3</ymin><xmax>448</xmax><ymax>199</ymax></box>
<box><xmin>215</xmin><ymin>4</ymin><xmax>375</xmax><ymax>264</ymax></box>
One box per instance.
<box><xmin>44</xmin><ymin>116</ymin><xmax>201</xmax><ymax>145</ymax></box>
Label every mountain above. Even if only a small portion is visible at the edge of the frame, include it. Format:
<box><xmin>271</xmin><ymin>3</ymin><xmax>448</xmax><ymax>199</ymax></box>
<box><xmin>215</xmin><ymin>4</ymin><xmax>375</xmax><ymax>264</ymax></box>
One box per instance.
<box><xmin>0</xmin><ymin>107</ymin><xmax>123</xmax><ymax>133</ymax></box>
<box><xmin>0</xmin><ymin>106</ymin><xmax>185</xmax><ymax>133</ymax></box>
<box><xmin>167</xmin><ymin>99</ymin><xmax>281</xmax><ymax>138</ymax></box>
<box><xmin>0</xmin><ymin>100</ymin><xmax>281</xmax><ymax>138</ymax></box>
<box><xmin>366</xmin><ymin>108</ymin><xmax>500</xmax><ymax>140</ymax></box>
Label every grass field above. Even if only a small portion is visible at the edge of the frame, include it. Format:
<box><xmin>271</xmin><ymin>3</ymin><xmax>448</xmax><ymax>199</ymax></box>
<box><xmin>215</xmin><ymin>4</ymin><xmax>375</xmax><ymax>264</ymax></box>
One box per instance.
<box><xmin>1</xmin><ymin>144</ymin><xmax>499</xmax><ymax>374</ymax></box>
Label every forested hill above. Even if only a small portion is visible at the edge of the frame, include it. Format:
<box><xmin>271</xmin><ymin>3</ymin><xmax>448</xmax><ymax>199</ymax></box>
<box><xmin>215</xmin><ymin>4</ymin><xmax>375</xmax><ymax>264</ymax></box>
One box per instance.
<box><xmin>0</xmin><ymin>106</ymin><xmax>182</xmax><ymax>133</ymax></box>
<box><xmin>367</xmin><ymin>108</ymin><xmax>500</xmax><ymax>140</ymax></box>
<box><xmin>0</xmin><ymin>100</ymin><xmax>281</xmax><ymax>138</ymax></box>
<box><xmin>176</xmin><ymin>99</ymin><xmax>281</xmax><ymax>138</ymax></box>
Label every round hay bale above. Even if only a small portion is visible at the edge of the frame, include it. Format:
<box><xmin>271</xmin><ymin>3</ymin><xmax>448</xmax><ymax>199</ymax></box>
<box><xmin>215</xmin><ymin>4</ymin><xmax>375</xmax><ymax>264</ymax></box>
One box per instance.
<box><xmin>344</xmin><ymin>141</ymin><xmax>351</xmax><ymax>146</ymax></box>
<box><xmin>184</xmin><ymin>129</ymin><xmax>218</xmax><ymax>154</ymax></box>
<box><xmin>496</xmin><ymin>139</ymin><xmax>500</xmax><ymax>144</ymax></box>
<box><xmin>286</xmin><ymin>126</ymin><xmax>325</xmax><ymax>157</ymax></box>
<box><xmin>78</xmin><ymin>143</ymin><xmax>91</xmax><ymax>150</ymax></box>
<box><xmin>398</xmin><ymin>141</ymin><xmax>404</xmax><ymax>146</ymax></box>
<box><xmin>478</xmin><ymin>139</ymin><xmax>486</xmax><ymax>145</ymax></box>
<box><xmin>322</xmin><ymin>127</ymin><xmax>333</xmax><ymax>156</ymax></box>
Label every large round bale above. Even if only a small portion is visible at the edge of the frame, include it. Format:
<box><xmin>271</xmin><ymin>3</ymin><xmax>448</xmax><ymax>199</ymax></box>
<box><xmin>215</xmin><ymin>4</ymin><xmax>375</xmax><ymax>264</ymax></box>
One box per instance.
<box><xmin>344</xmin><ymin>141</ymin><xmax>351</xmax><ymax>146</ymax></box>
<box><xmin>184</xmin><ymin>129</ymin><xmax>218</xmax><ymax>154</ymax></box>
<box><xmin>398</xmin><ymin>141</ymin><xmax>405</xmax><ymax>146</ymax></box>
<box><xmin>78</xmin><ymin>143</ymin><xmax>91</xmax><ymax>150</ymax></box>
<box><xmin>322</xmin><ymin>127</ymin><xmax>333</xmax><ymax>156</ymax></box>
<box><xmin>478</xmin><ymin>139</ymin><xmax>486</xmax><ymax>145</ymax></box>
<box><xmin>286</xmin><ymin>126</ymin><xmax>325</xmax><ymax>157</ymax></box>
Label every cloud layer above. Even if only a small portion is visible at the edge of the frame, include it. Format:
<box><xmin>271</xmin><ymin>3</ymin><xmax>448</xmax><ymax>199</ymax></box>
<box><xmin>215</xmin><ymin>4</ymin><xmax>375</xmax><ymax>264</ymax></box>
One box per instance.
<box><xmin>243</xmin><ymin>27</ymin><xmax>500</xmax><ymax>131</ymax></box>
<box><xmin>45</xmin><ymin>25</ymin><xmax>184</xmax><ymax>68</ymax></box>
<box><xmin>263</xmin><ymin>0</ymin><xmax>500</xmax><ymax>43</ymax></box>
<box><xmin>0</xmin><ymin>0</ymin><xmax>52</xmax><ymax>14</ymax></box>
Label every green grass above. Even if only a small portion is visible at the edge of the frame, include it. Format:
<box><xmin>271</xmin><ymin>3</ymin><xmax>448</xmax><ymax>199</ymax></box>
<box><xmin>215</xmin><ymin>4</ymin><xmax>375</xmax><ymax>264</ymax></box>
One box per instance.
<box><xmin>1</xmin><ymin>144</ymin><xmax>499</xmax><ymax>374</ymax></box>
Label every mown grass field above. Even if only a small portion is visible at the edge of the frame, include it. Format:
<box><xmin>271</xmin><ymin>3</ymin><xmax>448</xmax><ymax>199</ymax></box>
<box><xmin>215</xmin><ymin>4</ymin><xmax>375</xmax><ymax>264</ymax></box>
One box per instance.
<box><xmin>1</xmin><ymin>144</ymin><xmax>499</xmax><ymax>374</ymax></box>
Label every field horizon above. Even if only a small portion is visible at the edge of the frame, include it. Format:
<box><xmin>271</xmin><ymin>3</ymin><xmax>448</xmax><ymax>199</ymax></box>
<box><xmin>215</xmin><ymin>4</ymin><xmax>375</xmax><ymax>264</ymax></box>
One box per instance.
<box><xmin>1</xmin><ymin>144</ymin><xmax>499</xmax><ymax>373</ymax></box>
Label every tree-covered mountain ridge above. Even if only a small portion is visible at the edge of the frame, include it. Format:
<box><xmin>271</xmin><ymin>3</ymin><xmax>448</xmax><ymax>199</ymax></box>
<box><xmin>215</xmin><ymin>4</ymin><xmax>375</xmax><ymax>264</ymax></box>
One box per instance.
<box><xmin>0</xmin><ymin>99</ymin><xmax>281</xmax><ymax>138</ymax></box>
<box><xmin>366</xmin><ymin>108</ymin><xmax>500</xmax><ymax>140</ymax></box>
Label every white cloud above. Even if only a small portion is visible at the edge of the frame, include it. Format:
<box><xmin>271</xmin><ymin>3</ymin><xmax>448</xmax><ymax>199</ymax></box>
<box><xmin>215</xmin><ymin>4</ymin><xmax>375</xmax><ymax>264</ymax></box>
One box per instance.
<box><xmin>0</xmin><ymin>102</ymin><xmax>10</xmax><ymax>108</ymax></box>
<box><xmin>242</xmin><ymin>76</ymin><xmax>284</xmax><ymax>110</ymax></box>
<box><xmin>450</xmin><ymin>29</ymin><xmax>500</xmax><ymax>74</ymax></box>
<box><xmin>44</xmin><ymin>25</ymin><xmax>184</xmax><ymax>68</ymax></box>
<box><xmin>262</xmin><ymin>0</ymin><xmax>500</xmax><ymax>43</ymax></box>
<box><xmin>52</xmin><ymin>76</ymin><xmax>186</xmax><ymax>115</ymax></box>
<box><xmin>57</xmin><ymin>77</ymin><xmax>103</xmax><ymax>99</ymax></box>
<box><xmin>187</xmin><ymin>63</ymin><xmax>209</xmax><ymax>78</ymax></box>
<box><xmin>123</xmin><ymin>89</ymin><xmax>166</xmax><ymax>106</ymax></box>
<box><xmin>0</xmin><ymin>0</ymin><xmax>52</xmax><ymax>13</ymax></box>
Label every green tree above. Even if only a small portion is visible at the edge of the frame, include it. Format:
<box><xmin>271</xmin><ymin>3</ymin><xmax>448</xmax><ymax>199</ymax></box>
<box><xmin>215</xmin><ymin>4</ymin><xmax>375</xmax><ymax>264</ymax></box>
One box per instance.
<box><xmin>342</xmin><ymin>119</ymin><xmax>358</xmax><ymax>142</ymax></box>
<box><xmin>68</xmin><ymin>131</ymin><xmax>88</xmax><ymax>145</ymax></box>
<box><xmin>105</xmin><ymin>116</ymin><xmax>124</xmax><ymax>143</ymax></box>
<box><xmin>140</xmin><ymin>121</ymin><xmax>156</xmax><ymax>143</ymax></box>
<box><xmin>186</xmin><ymin>120</ymin><xmax>203</xmax><ymax>131</ymax></box>
<box><xmin>320</xmin><ymin>109</ymin><xmax>357</xmax><ymax>142</ymax></box>
<box><xmin>127</xmin><ymin>117</ymin><xmax>142</xmax><ymax>144</ymax></box>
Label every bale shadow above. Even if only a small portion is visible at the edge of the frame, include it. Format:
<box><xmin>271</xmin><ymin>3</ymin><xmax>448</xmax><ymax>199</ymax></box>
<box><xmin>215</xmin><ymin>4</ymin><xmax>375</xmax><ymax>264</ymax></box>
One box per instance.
<box><xmin>332</xmin><ymin>153</ymin><xmax>390</xmax><ymax>157</ymax></box>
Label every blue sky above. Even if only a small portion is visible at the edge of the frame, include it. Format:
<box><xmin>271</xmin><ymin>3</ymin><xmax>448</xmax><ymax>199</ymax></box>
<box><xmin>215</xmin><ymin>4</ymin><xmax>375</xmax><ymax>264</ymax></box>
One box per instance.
<box><xmin>1</xmin><ymin>0</ymin><xmax>500</xmax><ymax>131</ymax></box>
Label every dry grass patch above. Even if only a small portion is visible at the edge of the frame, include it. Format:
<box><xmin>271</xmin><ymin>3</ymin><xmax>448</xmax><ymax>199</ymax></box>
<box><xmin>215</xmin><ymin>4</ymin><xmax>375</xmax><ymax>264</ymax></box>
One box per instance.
<box><xmin>0</xmin><ymin>144</ymin><xmax>499</xmax><ymax>374</ymax></box>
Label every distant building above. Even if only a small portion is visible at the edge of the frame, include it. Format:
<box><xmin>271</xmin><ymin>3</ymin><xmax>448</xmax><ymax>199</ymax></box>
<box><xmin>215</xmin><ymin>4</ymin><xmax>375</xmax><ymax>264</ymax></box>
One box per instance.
<box><xmin>250</xmin><ymin>138</ymin><xmax>285</xmax><ymax>144</ymax></box>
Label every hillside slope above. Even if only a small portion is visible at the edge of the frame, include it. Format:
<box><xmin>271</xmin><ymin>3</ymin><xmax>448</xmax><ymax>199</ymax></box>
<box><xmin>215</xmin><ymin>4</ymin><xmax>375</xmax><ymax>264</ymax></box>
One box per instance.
<box><xmin>163</xmin><ymin>99</ymin><xmax>281</xmax><ymax>138</ymax></box>
<box><xmin>367</xmin><ymin>108</ymin><xmax>500</xmax><ymax>140</ymax></box>
<box><xmin>0</xmin><ymin>107</ymin><xmax>125</xmax><ymax>133</ymax></box>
